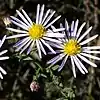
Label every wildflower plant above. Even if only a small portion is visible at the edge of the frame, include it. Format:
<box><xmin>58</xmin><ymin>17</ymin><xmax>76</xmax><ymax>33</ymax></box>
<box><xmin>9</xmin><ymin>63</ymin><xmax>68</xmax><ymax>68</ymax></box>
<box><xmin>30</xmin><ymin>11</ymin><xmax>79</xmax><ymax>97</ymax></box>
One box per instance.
<box><xmin>1</xmin><ymin>1</ymin><xmax>100</xmax><ymax>100</ymax></box>
<box><xmin>47</xmin><ymin>19</ymin><xmax>100</xmax><ymax>77</ymax></box>
<box><xmin>6</xmin><ymin>4</ymin><xmax>65</xmax><ymax>58</ymax></box>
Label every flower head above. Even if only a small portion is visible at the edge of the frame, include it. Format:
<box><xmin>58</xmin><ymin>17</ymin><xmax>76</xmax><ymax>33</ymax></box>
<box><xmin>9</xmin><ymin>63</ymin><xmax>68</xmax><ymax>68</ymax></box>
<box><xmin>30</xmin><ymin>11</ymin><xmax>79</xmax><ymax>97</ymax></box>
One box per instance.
<box><xmin>3</xmin><ymin>17</ymin><xmax>11</xmax><ymax>26</ymax></box>
<box><xmin>30</xmin><ymin>81</ymin><xmax>40</xmax><ymax>92</ymax></box>
<box><xmin>0</xmin><ymin>35</ymin><xmax>9</xmax><ymax>79</ymax></box>
<box><xmin>6</xmin><ymin>4</ymin><xmax>65</xmax><ymax>58</ymax></box>
<box><xmin>47</xmin><ymin>19</ymin><xmax>100</xmax><ymax>77</ymax></box>
<box><xmin>63</xmin><ymin>39</ymin><xmax>81</xmax><ymax>55</ymax></box>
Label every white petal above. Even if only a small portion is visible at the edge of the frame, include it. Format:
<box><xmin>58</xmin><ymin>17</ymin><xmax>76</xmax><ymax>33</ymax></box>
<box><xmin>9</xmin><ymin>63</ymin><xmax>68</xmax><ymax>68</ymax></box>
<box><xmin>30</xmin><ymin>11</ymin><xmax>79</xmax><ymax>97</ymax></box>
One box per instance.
<box><xmin>46</xmin><ymin>32</ymin><xmax>65</xmax><ymax>38</ymax></box>
<box><xmin>71</xmin><ymin>21</ymin><xmax>74</xmax><ymax>31</ymax></box>
<box><xmin>76</xmin><ymin>22</ymin><xmax>86</xmax><ymax>39</ymax></box>
<box><xmin>10</xmin><ymin>20</ymin><xmax>28</xmax><ymax>30</ymax></box>
<box><xmin>65</xmin><ymin>38</ymin><xmax>68</xmax><ymax>42</ymax></box>
<box><xmin>78</xmin><ymin>26</ymin><xmax>92</xmax><ymax>42</ymax></box>
<box><xmin>65</xmin><ymin>19</ymin><xmax>69</xmax><ymax>31</ymax></box>
<box><xmin>0</xmin><ymin>73</ymin><xmax>3</xmax><ymax>79</ymax></box>
<box><xmin>49</xmin><ymin>54</ymin><xmax>65</xmax><ymax>66</ymax></box>
<box><xmin>22</xmin><ymin>9</ymin><xmax>33</xmax><ymax>25</ymax></box>
<box><xmin>65</xmin><ymin>19</ymin><xmax>70</xmax><ymax>37</ymax></box>
<box><xmin>38</xmin><ymin>40</ymin><xmax>46</xmax><ymax>55</ymax></box>
<box><xmin>0</xmin><ymin>57</ymin><xmax>9</xmax><ymax>60</ymax></box>
<box><xmin>41</xmin><ymin>9</ymin><xmax>51</xmax><ymax>24</ymax></box>
<box><xmin>0</xmin><ymin>50</ymin><xmax>8</xmax><ymax>56</ymax></box>
<box><xmin>0</xmin><ymin>40</ymin><xmax>1</xmax><ymax>45</ymax></box>
<box><xmin>47</xmin><ymin>53</ymin><xmax>64</xmax><ymax>64</ymax></box>
<box><xmin>43</xmin><ymin>11</ymin><xmax>55</xmax><ymax>26</ymax></box>
<box><xmin>0</xmin><ymin>35</ymin><xmax>6</xmax><ymax>48</ymax></box>
<box><xmin>20</xmin><ymin>39</ymin><xmax>32</xmax><ymax>54</ymax></box>
<box><xmin>71</xmin><ymin>21</ymin><xmax>74</xmax><ymax>37</ymax></box>
<box><xmin>15</xmin><ymin>38</ymin><xmax>30</xmax><ymax>51</ymax></box>
<box><xmin>80</xmin><ymin>52</ymin><xmax>100</xmax><ymax>60</ymax></box>
<box><xmin>14</xmin><ymin>37</ymin><xmax>29</xmax><ymax>47</ymax></box>
<box><xmin>6</xmin><ymin>34</ymin><xmax>28</xmax><ymax>39</ymax></box>
<box><xmin>47</xmin><ymin>26</ymin><xmax>54</xmax><ymax>31</ymax></box>
<box><xmin>0</xmin><ymin>66</ymin><xmax>7</xmax><ymax>75</ymax></box>
<box><xmin>83</xmin><ymin>50</ymin><xmax>100</xmax><ymax>54</ymax></box>
<box><xmin>41</xmin><ymin>39</ymin><xmax>56</xmax><ymax>54</ymax></box>
<box><xmin>83</xmin><ymin>46</ymin><xmax>100</xmax><ymax>50</ymax></box>
<box><xmin>60</xmin><ymin>23</ymin><xmax>66</xmax><ymax>34</ymax></box>
<box><xmin>73</xmin><ymin>19</ymin><xmax>79</xmax><ymax>37</ymax></box>
<box><xmin>50</xmin><ymin>25</ymin><xmax>56</xmax><ymax>30</ymax></box>
<box><xmin>58</xmin><ymin>55</ymin><xmax>68</xmax><ymax>71</ymax></box>
<box><xmin>10</xmin><ymin>16</ymin><xmax>29</xmax><ymax>28</ymax></box>
<box><xmin>48</xmin><ymin>50</ymin><xmax>61</xmax><ymax>54</ymax></box>
<box><xmin>77</xmin><ymin>54</ymin><xmax>97</xmax><ymax>67</ymax></box>
<box><xmin>27</xmin><ymin>40</ymin><xmax>35</xmax><ymax>54</ymax></box>
<box><xmin>60</xmin><ymin>23</ymin><xmax>64</xmax><ymax>28</ymax></box>
<box><xmin>49</xmin><ymin>26</ymin><xmax>65</xmax><ymax>33</ymax></box>
<box><xmin>47</xmin><ymin>29</ymin><xmax>52</xmax><ymax>33</ymax></box>
<box><xmin>74</xmin><ymin>56</ymin><xmax>88</xmax><ymax>73</ymax></box>
<box><xmin>39</xmin><ymin>5</ymin><xmax>44</xmax><ymax>24</ymax></box>
<box><xmin>72</xmin><ymin>56</ymin><xmax>85</xmax><ymax>74</ymax></box>
<box><xmin>71</xmin><ymin>56</ymin><xmax>76</xmax><ymax>78</ymax></box>
<box><xmin>47</xmin><ymin>54</ymin><xmax>62</xmax><ymax>64</ymax></box>
<box><xmin>80</xmin><ymin>34</ymin><xmax>98</xmax><ymax>45</ymax></box>
<box><xmin>48</xmin><ymin>26</ymin><xmax>64</xmax><ymax>35</ymax></box>
<box><xmin>45</xmin><ymin>15</ymin><xmax>61</xmax><ymax>28</ymax></box>
<box><xmin>43</xmin><ymin>37</ymin><xmax>62</xmax><ymax>43</ymax></box>
<box><xmin>52</xmin><ymin>28</ymin><xmax>65</xmax><ymax>32</ymax></box>
<box><xmin>36</xmin><ymin>4</ymin><xmax>40</xmax><ymax>24</ymax></box>
<box><xmin>46</xmin><ymin>41</ymin><xmax>63</xmax><ymax>49</ymax></box>
<box><xmin>6</xmin><ymin>28</ymin><xmax>28</xmax><ymax>33</ymax></box>
<box><xmin>36</xmin><ymin>40</ymin><xmax>42</xmax><ymax>58</ymax></box>
<box><xmin>16</xmin><ymin>10</ymin><xmax>31</xmax><ymax>27</ymax></box>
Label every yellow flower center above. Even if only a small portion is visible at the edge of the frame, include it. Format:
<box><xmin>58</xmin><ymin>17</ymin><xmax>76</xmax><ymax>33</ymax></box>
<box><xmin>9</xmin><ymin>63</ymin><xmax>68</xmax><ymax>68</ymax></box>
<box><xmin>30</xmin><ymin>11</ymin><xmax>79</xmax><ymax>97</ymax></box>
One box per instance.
<box><xmin>63</xmin><ymin>39</ymin><xmax>81</xmax><ymax>55</ymax></box>
<box><xmin>28</xmin><ymin>24</ymin><xmax>46</xmax><ymax>39</ymax></box>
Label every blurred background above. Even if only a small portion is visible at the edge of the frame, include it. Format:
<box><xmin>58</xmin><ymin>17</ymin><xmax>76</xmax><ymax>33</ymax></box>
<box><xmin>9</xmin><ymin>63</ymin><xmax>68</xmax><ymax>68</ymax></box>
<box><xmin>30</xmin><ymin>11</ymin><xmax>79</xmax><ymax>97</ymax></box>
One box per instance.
<box><xmin>0</xmin><ymin>0</ymin><xmax>100</xmax><ymax>100</ymax></box>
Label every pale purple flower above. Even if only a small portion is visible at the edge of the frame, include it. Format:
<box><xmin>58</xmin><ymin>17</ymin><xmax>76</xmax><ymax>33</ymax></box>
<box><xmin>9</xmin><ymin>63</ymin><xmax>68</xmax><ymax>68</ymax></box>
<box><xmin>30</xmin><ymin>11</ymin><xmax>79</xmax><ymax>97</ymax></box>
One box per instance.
<box><xmin>47</xmin><ymin>19</ymin><xmax>100</xmax><ymax>77</ymax></box>
<box><xmin>6</xmin><ymin>4</ymin><xmax>65</xmax><ymax>58</ymax></box>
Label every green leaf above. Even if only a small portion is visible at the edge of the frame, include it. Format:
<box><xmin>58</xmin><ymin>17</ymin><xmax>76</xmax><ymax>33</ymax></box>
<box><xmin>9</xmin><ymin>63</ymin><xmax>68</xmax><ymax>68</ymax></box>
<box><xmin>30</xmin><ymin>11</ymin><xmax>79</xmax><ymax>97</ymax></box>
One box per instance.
<box><xmin>23</xmin><ymin>57</ymin><xmax>33</xmax><ymax>60</ymax></box>
<box><xmin>41</xmin><ymin>74</ymin><xmax>47</xmax><ymax>78</ymax></box>
<box><xmin>52</xmin><ymin>65</ymin><xmax>59</xmax><ymax>71</ymax></box>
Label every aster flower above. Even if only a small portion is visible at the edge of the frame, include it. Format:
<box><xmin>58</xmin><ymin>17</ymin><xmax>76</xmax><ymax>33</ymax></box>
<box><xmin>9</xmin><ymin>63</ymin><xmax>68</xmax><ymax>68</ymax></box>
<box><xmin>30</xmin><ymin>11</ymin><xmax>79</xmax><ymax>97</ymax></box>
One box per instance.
<box><xmin>47</xmin><ymin>19</ymin><xmax>100</xmax><ymax>77</ymax></box>
<box><xmin>0</xmin><ymin>35</ymin><xmax>9</xmax><ymax>79</ymax></box>
<box><xmin>6</xmin><ymin>4</ymin><xmax>65</xmax><ymax>58</ymax></box>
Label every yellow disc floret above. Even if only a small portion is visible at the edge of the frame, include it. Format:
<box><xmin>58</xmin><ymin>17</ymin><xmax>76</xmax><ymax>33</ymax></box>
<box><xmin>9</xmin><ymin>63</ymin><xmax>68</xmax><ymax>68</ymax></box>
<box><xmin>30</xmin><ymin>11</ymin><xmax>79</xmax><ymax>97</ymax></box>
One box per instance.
<box><xmin>63</xmin><ymin>39</ymin><xmax>81</xmax><ymax>55</ymax></box>
<box><xmin>28</xmin><ymin>24</ymin><xmax>46</xmax><ymax>39</ymax></box>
